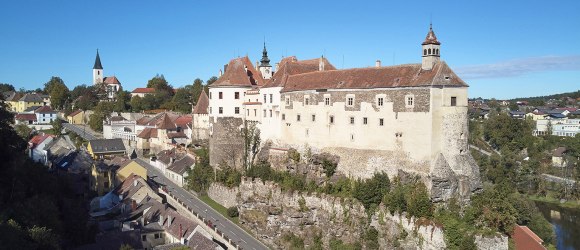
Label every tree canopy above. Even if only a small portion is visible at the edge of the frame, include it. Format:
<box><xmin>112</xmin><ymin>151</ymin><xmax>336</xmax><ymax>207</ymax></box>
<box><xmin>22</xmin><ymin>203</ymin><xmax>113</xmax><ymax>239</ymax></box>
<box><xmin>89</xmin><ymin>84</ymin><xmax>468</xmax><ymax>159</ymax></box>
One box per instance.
<box><xmin>44</xmin><ymin>77</ymin><xmax>70</xmax><ymax>110</ymax></box>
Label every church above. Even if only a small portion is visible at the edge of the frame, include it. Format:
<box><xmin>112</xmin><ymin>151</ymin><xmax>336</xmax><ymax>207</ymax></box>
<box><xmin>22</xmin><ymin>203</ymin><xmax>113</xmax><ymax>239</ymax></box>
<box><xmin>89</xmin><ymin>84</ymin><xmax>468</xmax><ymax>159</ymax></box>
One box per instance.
<box><xmin>92</xmin><ymin>50</ymin><xmax>122</xmax><ymax>100</ymax></box>
<box><xmin>207</xmin><ymin>25</ymin><xmax>481</xmax><ymax>202</ymax></box>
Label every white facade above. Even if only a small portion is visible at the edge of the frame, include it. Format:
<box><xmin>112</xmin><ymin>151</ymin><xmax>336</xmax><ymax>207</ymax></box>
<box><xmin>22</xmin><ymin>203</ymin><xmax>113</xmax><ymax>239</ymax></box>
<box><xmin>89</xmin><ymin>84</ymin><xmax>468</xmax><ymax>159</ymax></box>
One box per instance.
<box><xmin>30</xmin><ymin>137</ymin><xmax>54</xmax><ymax>166</ymax></box>
<box><xmin>35</xmin><ymin>112</ymin><xmax>58</xmax><ymax>124</ymax></box>
<box><xmin>208</xmin><ymin>87</ymin><xmax>249</xmax><ymax>119</ymax></box>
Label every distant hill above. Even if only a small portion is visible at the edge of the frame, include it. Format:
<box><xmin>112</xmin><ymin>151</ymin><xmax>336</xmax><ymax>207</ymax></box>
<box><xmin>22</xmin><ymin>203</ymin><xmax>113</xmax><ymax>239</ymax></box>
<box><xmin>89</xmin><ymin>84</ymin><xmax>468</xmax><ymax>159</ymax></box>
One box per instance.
<box><xmin>509</xmin><ymin>90</ymin><xmax>579</xmax><ymax>102</ymax></box>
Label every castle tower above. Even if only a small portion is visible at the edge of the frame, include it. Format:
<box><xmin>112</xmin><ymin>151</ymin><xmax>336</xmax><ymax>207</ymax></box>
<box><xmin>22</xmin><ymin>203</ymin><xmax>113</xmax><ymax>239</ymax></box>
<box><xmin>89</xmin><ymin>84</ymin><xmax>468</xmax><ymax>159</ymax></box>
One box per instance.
<box><xmin>93</xmin><ymin>49</ymin><xmax>104</xmax><ymax>84</ymax></box>
<box><xmin>421</xmin><ymin>24</ymin><xmax>441</xmax><ymax>70</ymax></box>
<box><xmin>258</xmin><ymin>42</ymin><xmax>272</xmax><ymax>79</ymax></box>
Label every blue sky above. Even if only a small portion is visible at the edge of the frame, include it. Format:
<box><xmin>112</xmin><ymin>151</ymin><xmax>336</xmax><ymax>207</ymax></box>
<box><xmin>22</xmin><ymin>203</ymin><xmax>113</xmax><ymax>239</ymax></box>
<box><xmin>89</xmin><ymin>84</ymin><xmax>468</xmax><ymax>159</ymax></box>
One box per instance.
<box><xmin>0</xmin><ymin>1</ymin><xmax>578</xmax><ymax>99</ymax></box>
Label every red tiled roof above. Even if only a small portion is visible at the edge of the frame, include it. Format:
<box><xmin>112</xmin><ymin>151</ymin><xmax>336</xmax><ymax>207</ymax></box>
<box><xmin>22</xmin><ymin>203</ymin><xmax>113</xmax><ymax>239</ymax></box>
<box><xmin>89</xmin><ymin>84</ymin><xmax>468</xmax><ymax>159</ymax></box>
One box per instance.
<box><xmin>156</xmin><ymin>113</ymin><xmax>176</xmax><ymax>130</ymax></box>
<box><xmin>15</xmin><ymin>113</ymin><xmax>37</xmax><ymax>121</ymax></box>
<box><xmin>29</xmin><ymin>133</ymin><xmax>53</xmax><ymax>149</ymax></box>
<box><xmin>281</xmin><ymin>61</ymin><xmax>467</xmax><ymax>93</ymax></box>
<box><xmin>167</xmin><ymin>131</ymin><xmax>187</xmax><ymax>139</ymax></box>
<box><xmin>103</xmin><ymin>76</ymin><xmax>121</xmax><ymax>85</ymax></box>
<box><xmin>174</xmin><ymin>115</ymin><xmax>192</xmax><ymax>127</ymax></box>
<box><xmin>69</xmin><ymin>109</ymin><xmax>83</xmax><ymax>117</ymax></box>
<box><xmin>34</xmin><ymin>106</ymin><xmax>55</xmax><ymax>113</ymax></box>
<box><xmin>137</xmin><ymin>128</ymin><xmax>158</xmax><ymax>139</ymax></box>
<box><xmin>263</xmin><ymin>56</ymin><xmax>337</xmax><ymax>88</ymax></box>
<box><xmin>192</xmin><ymin>91</ymin><xmax>209</xmax><ymax>114</ymax></box>
<box><xmin>513</xmin><ymin>225</ymin><xmax>544</xmax><ymax>250</ymax></box>
<box><xmin>243</xmin><ymin>102</ymin><xmax>262</xmax><ymax>105</ymax></box>
<box><xmin>211</xmin><ymin>56</ymin><xmax>264</xmax><ymax>87</ymax></box>
<box><xmin>132</xmin><ymin>88</ymin><xmax>155</xmax><ymax>94</ymax></box>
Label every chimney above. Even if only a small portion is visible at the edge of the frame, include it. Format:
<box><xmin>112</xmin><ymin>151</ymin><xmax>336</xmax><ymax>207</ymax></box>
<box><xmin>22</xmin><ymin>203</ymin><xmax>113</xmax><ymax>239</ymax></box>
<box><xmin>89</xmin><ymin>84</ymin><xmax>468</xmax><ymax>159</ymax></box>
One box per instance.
<box><xmin>275</xmin><ymin>62</ymin><xmax>280</xmax><ymax>71</ymax></box>
<box><xmin>131</xmin><ymin>200</ymin><xmax>137</xmax><ymax>211</ymax></box>
<box><xmin>319</xmin><ymin>56</ymin><xmax>325</xmax><ymax>71</ymax></box>
<box><xmin>179</xmin><ymin>224</ymin><xmax>183</xmax><ymax>242</ymax></box>
<box><xmin>133</xmin><ymin>179</ymin><xmax>138</xmax><ymax>187</ymax></box>
<box><xmin>170</xmin><ymin>157</ymin><xmax>175</xmax><ymax>164</ymax></box>
<box><xmin>223</xmin><ymin>64</ymin><xmax>228</xmax><ymax>73</ymax></box>
<box><xmin>168</xmin><ymin>215</ymin><xmax>172</xmax><ymax>226</ymax></box>
<box><xmin>159</xmin><ymin>214</ymin><xmax>164</xmax><ymax>226</ymax></box>
<box><xmin>256</xmin><ymin>61</ymin><xmax>259</xmax><ymax>70</ymax></box>
<box><xmin>219</xmin><ymin>69</ymin><xmax>222</xmax><ymax>77</ymax></box>
<box><xmin>375</xmin><ymin>60</ymin><xmax>381</xmax><ymax>68</ymax></box>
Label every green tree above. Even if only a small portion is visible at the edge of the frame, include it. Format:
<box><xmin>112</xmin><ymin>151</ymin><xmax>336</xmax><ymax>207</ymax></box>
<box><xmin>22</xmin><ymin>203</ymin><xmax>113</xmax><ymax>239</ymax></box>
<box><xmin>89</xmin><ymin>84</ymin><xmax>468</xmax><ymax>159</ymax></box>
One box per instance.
<box><xmin>51</xmin><ymin>119</ymin><xmax>63</xmax><ymax>136</ymax></box>
<box><xmin>0</xmin><ymin>83</ymin><xmax>15</xmax><ymax>92</ymax></box>
<box><xmin>89</xmin><ymin>102</ymin><xmax>114</xmax><ymax>132</ymax></box>
<box><xmin>130</xmin><ymin>95</ymin><xmax>143</xmax><ymax>112</ymax></box>
<box><xmin>353</xmin><ymin>172</ymin><xmax>390</xmax><ymax>210</ymax></box>
<box><xmin>171</xmin><ymin>87</ymin><xmax>193</xmax><ymax>114</ymax></box>
<box><xmin>14</xmin><ymin>123</ymin><xmax>33</xmax><ymax>140</ymax></box>
<box><xmin>192</xmin><ymin>78</ymin><xmax>205</xmax><ymax>102</ymax></box>
<box><xmin>119</xmin><ymin>244</ymin><xmax>134</xmax><ymax>250</ymax></box>
<box><xmin>113</xmin><ymin>90</ymin><xmax>131</xmax><ymax>112</ymax></box>
<box><xmin>44</xmin><ymin>77</ymin><xmax>70</xmax><ymax>110</ymax></box>
<box><xmin>206</xmin><ymin>76</ymin><xmax>218</xmax><ymax>85</ymax></box>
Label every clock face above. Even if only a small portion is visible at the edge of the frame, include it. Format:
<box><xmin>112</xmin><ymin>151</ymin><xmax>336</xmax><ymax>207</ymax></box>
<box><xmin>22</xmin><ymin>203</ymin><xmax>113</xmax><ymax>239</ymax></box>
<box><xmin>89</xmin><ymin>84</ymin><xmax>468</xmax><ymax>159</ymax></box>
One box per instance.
<box><xmin>265</xmin><ymin>69</ymin><xmax>270</xmax><ymax>74</ymax></box>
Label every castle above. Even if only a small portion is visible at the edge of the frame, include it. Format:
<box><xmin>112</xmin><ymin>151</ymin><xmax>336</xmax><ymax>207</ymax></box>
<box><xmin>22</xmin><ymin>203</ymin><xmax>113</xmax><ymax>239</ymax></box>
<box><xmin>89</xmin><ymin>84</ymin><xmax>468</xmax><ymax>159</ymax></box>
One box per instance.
<box><xmin>212</xmin><ymin>25</ymin><xmax>479</xmax><ymax>201</ymax></box>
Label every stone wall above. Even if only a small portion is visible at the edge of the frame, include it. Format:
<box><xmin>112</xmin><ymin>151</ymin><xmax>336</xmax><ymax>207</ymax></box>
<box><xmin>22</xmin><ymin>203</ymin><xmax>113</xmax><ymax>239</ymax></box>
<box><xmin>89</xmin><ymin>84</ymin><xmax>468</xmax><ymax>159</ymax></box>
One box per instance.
<box><xmin>207</xmin><ymin>183</ymin><xmax>238</xmax><ymax>208</ymax></box>
<box><xmin>209</xmin><ymin>117</ymin><xmax>244</xmax><ymax>169</ymax></box>
<box><xmin>475</xmin><ymin>234</ymin><xmax>509</xmax><ymax>250</ymax></box>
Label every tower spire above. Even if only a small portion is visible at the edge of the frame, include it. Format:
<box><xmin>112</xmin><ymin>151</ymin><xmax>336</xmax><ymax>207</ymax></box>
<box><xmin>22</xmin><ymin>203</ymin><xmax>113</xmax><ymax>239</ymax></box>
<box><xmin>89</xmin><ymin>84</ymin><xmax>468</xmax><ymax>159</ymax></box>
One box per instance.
<box><xmin>260</xmin><ymin>41</ymin><xmax>271</xmax><ymax>67</ymax></box>
<box><xmin>93</xmin><ymin>49</ymin><xmax>103</xmax><ymax>69</ymax></box>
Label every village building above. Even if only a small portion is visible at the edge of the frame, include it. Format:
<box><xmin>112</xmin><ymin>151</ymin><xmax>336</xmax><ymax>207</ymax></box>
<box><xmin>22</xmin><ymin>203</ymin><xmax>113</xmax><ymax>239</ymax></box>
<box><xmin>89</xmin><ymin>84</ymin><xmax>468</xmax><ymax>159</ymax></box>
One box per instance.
<box><xmin>131</xmin><ymin>87</ymin><xmax>156</xmax><ymax>98</ymax></box>
<box><xmin>28</xmin><ymin>133</ymin><xmax>55</xmax><ymax>165</ymax></box>
<box><xmin>92</xmin><ymin>50</ymin><xmax>121</xmax><ymax>100</ymax></box>
<box><xmin>135</xmin><ymin>112</ymin><xmax>192</xmax><ymax>155</ymax></box>
<box><xmin>87</xmin><ymin>138</ymin><xmax>127</xmax><ymax>159</ymax></box>
<box><xmin>192</xmin><ymin>90</ymin><xmax>210</xmax><ymax>141</ymax></box>
<box><xmin>551</xmin><ymin>147</ymin><xmax>567</xmax><ymax>167</ymax></box>
<box><xmin>207</xmin><ymin>25</ymin><xmax>481</xmax><ymax>201</ymax></box>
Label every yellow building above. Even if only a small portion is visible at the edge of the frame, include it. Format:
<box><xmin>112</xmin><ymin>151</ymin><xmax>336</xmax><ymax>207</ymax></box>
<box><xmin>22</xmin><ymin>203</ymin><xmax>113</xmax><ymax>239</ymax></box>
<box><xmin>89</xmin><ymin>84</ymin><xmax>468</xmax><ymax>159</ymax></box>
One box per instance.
<box><xmin>90</xmin><ymin>160</ymin><xmax>116</xmax><ymax>196</ymax></box>
<box><xmin>116</xmin><ymin>160</ymin><xmax>147</xmax><ymax>184</ymax></box>
<box><xmin>526</xmin><ymin>112</ymin><xmax>547</xmax><ymax>120</ymax></box>
<box><xmin>2</xmin><ymin>91</ymin><xmax>22</xmax><ymax>112</ymax></box>
<box><xmin>67</xmin><ymin>110</ymin><xmax>85</xmax><ymax>124</ymax></box>
<box><xmin>87</xmin><ymin>139</ymin><xmax>126</xmax><ymax>159</ymax></box>
<box><xmin>15</xmin><ymin>93</ymin><xmax>47</xmax><ymax>113</ymax></box>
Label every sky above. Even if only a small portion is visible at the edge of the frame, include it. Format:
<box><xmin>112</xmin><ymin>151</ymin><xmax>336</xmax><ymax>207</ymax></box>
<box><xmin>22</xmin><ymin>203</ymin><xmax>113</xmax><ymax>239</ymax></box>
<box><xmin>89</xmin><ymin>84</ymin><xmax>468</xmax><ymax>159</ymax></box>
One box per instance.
<box><xmin>0</xmin><ymin>0</ymin><xmax>579</xmax><ymax>100</ymax></box>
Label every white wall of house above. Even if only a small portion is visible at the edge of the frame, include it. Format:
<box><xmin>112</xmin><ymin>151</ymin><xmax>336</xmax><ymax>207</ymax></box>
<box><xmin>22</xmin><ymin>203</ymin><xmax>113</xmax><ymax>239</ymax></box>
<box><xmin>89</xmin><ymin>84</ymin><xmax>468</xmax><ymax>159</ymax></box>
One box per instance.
<box><xmin>208</xmin><ymin>87</ymin><xmax>249</xmax><ymax>119</ymax></box>
<box><xmin>30</xmin><ymin>137</ymin><xmax>54</xmax><ymax>166</ymax></box>
<box><xmin>35</xmin><ymin>113</ymin><xmax>57</xmax><ymax>124</ymax></box>
<box><xmin>256</xmin><ymin>86</ymin><xmax>283</xmax><ymax>142</ymax></box>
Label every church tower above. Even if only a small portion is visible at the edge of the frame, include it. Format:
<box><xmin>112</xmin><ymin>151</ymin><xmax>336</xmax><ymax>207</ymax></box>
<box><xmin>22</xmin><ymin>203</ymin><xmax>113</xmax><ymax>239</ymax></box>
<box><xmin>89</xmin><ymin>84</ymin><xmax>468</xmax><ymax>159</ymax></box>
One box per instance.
<box><xmin>258</xmin><ymin>43</ymin><xmax>272</xmax><ymax>79</ymax></box>
<box><xmin>93</xmin><ymin>49</ymin><xmax>104</xmax><ymax>85</ymax></box>
<box><xmin>421</xmin><ymin>24</ymin><xmax>441</xmax><ymax>70</ymax></box>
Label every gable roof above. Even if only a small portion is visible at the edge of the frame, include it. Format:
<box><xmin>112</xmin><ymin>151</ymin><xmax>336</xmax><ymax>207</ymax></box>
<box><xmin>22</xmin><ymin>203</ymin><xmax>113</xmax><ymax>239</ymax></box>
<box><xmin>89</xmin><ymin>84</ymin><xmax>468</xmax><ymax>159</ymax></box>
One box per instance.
<box><xmin>281</xmin><ymin>61</ymin><xmax>467</xmax><ymax>92</ymax></box>
<box><xmin>3</xmin><ymin>91</ymin><xmax>22</xmax><ymax>101</ymax></box>
<box><xmin>167</xmin><ymin>154</ymin><xmax>195</xmax><ymax>175</ymax></box>
<box><xmin>137</xmin><ymin>127</ymin><xmax>158</xmax><ymax>139</ymax></box>
<box><xmin>174</xmin><ymin>115</ymin><xmax>192</xmax><ymax>127</ymax></box>
<box><xmin>29</xmin><ymin>133</ymin><xmax>53</xmax><ymax>149</ymax></box>
<box><xmin>157</xmin><ymin>113</ymin><xmax>177</xmax><ymax>130</ymax></box>
<box><xmin>103</xmin><ymin>76</ymin><xmax>121</xmax><ymax>85</ymax></box>
<box><xmin>263</xmin><ymin>56</ymin><xmax>337</xmax><ymax>88</ymax></box>
<box><xmin>193</xmin><ymin>91</ymin><xmax>209</xmax><ymax>114</ymax></box>
<box><xmin>34</xmin><ymin>106</ymin><xmax>56</xmax><ymax>114</ymax></box>
<box><xmin>553</xmin><ymin>147</ymin><xmax>567</xmax><ymax>157</ymax></box>
<box><xmin>19</xmin><ymin>93</ymin><xmax>44</xmax><ymax>103</ymax></box>
<box><xmin>132</xmin><ymin>87</ymin><xmax>155</xmax><ymax>94</ymax></box>
<box><xmin>89</xmin><ymin>138</ymin><xmax>126</xmax><ymax>154</ymax></box>
<box><xmin>15</xmin><ymin>113</ymin><xmax>37</xmax><ymax>121</ymax></box>
<box><xmin>69</xmin><ymin>109</ymin><xmax>83</xmax><ymax>117</ymax></box>
<box><xmin>211</xmin><ymin>56</ymin><xmax>264</xmax><ymax>87</ymax></box>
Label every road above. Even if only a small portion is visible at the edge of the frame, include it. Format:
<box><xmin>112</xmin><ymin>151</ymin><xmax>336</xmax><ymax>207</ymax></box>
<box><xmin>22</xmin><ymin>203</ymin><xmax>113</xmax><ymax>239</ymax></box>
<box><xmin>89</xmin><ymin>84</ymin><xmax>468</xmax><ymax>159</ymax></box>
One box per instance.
<box><xmin>134</xmin><ymin>158</ymin><xmax>268</xmax><ymax>250</ymax></box>
<box><xmin>63</xmin><ymin>123</ymin><xmax>101</xmax><ymax>141</ymax></box>
<box><xmin>542</xmin><ymin>173</ymin><xmax>577</xmax><ymax>186</ymax></box>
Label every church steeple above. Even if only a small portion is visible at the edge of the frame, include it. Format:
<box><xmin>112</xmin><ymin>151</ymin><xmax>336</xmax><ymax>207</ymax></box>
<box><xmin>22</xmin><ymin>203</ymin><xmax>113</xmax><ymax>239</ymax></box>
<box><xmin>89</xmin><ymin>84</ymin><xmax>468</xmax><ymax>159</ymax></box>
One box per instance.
<box><xmin>93</xmin><ymin>49</ymin><xmax>103</xmax><ymax>70</ymax></box>
<box><xmin>260</xmin><ymin>42</ymin><xmax>271</xmax><ymax>67</ymax></box>
<box><xmin>93</xmin><ymin>49</ymin><xmax>104</xmax><ymax>84</ymax></box>
<box><xmin>258</xmin><ymin>42</ymin><xmax>273</xmax><ymax>79</ymax></box>
<box><xmin>421</xmin><ymin>23</ymin><xmax>441</xmax><ymax>71</ymax></box>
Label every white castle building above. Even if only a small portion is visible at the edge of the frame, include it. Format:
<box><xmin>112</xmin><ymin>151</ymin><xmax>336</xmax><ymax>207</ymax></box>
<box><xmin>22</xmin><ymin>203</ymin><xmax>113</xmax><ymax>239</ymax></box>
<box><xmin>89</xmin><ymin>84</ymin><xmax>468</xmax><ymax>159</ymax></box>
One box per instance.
<box><xmin>207</xmin><ymin>25</ymin><xmax>480</xmax><ymax>201</ymax></box>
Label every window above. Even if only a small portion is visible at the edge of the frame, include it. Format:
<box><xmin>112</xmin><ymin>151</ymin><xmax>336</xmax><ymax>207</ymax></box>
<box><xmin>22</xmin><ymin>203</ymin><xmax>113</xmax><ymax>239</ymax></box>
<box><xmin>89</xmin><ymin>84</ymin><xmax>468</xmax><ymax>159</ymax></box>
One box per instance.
<box><xmin>235</xmin><ymin>92</ymin><xmax>239</xmax><ymax>99</ymax></box>
<box><xmin>423</xmin><ymin>49</ymin><xmax>427</xmax><ymax>55</ymax></box>
<box><xmin>363</xmin><ymin>117</ymin><xmax>368</xmax><ymax>125</ymax></box>
<box><xmin>263</xmin><ymin>94</ymin><xmax>267</xmax><ymax>103</ymax></box>
<box><xmin>269</xmin><ymin>94</ymin><xmax>273</xmax><ymax>103</ymax></box>
<box><xmin>378</xmin><ymin>98</ymin><xmax>384</xmax><ymax>106</ymax></box>
<box><xmin>247</xmin><ymin>109</ymin><xmax>249</xmax><ymax>116</ymax></box>
<box><xmin>350</xmin><ymin>117</ymin><xmax>355</xmax><ymax>124</ymax></box>
<box><xmin>379</xmin><ymin>118</ymin><xmax>384</xmax><ymax>126</ymax></box>
<box><xmin>329</xmin><ymin>115</ymin><xmax>334</xmax><ymax>124</ymax></box>
<box><xmin>209</xmin><ymin>92</ymin><xmax>212</xmax><ymax>99</ymax></box>
<box><xmin>104</xmin><ymin>171</ymin><xmax>108</xmax><ymax>178</ymax></box>
<box><xmin>209</xmin><ymin>107</ymin><xmax>212</xmax><ymax>114</ymax></box>
<box><xmin>306</xmin><ymin>129</ymin><xmax>309</xmax><ymax>137</ymax></box>
<box><xmin>305</xmin><ymin>97</ymin><xmax>309</xmax><ymax>105</ymax></box>
<box><xmin>218</xmin><ymin>107</ymin><xmax>223</xmax><ymax>114</ymax></box>
<box><xmin>142</xmin><ymin>235</ymin><xmax>147</xmax><ymax>241</ymax></box>
<box><xmin>104</xmin><ymin>181</ymin><xmax>109</xmax><ymax>188</ymax></box>
<box><xmin>254</xmin><ymin>109</ymin><xmax>257</xmax><ymax>116</ymax></box>
<box><xmin>269</xmin><ymin>109</ymin><xmax>272</xmax><ymax>117</ymax></box>
<box><xmin>154</xmin><ymin>233</ymin><xmax>160</xmax><ymax>239</ymax></box>
<box><xmin>451</xmin><ymin>97</ymin><xmax>457</xmax><ymax>106</ymax></box>
<box><xmin>428</xmin><ymin>48</ymin><xmax>431</xmax><ymax>54</ymax></box>
<box><xmin>312</xmin><ymin>114</ymin><xmax>316</xmax><ymax>122</ymax></box>
<box><xmin>282</xmin><ymin>114</ymin><xmax>286</xmax><ymax>120</ymax></box>
<box><xmin>285</xmin><ymin>97</ymin><xmax>290</xmax><ymax>106</ymax></box>
<box><xmin>348</xmin><ymin>97</ymin><xmax>353</xmax><ymax>106</ymax></box>
<box><xmin>325</xmin><ymin>97</ymin><xmax>330</xmax><ymax>106</ymax></box>
<box><xmin>235</xmin><ymin>107</ymin><xmax>239</xmax><ymax>114</ymax></box>
<box><xmin>263</xmin><ymin>110</ymin><xmax>266</xmax><ymax>117</ymax></box>
<box><xmin>297</xmin><ymin>114</ymin><xmax>301</xmax><ymax>122</ymax></box>
<box><xmin>407</xmin><ymin>96</ymin><xmax>414</xmax><ymax>106</ymax></box>
<box><xmin>219</xmin><ymin>92</ymin><xmax>223</xmax><ymax>99</ymax></box>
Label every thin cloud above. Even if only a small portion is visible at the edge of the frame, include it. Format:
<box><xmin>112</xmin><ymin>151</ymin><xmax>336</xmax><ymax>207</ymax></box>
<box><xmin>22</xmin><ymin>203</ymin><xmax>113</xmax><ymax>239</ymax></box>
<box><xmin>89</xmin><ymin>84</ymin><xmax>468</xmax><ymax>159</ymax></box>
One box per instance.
<box><xmin>455</xmin><ymin>55</ymin><xmax>580</xmax><ymax>79</ymax></box>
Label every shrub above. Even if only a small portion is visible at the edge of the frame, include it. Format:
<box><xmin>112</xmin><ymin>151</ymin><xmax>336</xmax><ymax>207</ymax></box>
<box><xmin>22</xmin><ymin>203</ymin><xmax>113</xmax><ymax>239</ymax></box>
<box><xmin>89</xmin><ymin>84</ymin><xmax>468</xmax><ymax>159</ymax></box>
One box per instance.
<box><xmin>287</xmin><ymin>148</ymin><xmax>301</xmax><ymax>163</ymax></box>
<box><xmin>322</xmin><ymin>158</ymin><xmax>337</xmax><ymax>177</ymax></box>
<box><xmin>282</xmin><ymin>233</ymin><xmax>304</xmax><ymax>249</ymax></box>
<box><xmin>227</xmin><ymin>206</ymin><xmax>239</xmax><ymax>218</ymax></box>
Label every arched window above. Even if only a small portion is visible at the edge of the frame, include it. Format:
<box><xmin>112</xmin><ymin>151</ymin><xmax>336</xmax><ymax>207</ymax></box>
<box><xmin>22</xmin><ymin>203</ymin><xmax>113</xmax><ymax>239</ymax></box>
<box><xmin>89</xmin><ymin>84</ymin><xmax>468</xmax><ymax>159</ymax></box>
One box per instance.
<box><xmin>423</xmin><ymin>49</ymin><xmax>427</xmax><ymax>55</ymax></box>
<box><xmin>436</xmin><ymin>49</ymin><xmax>439</xmax><ymax>55</ymax></box>
<box><xmin>428</xmin><ymin>48</ymin><xmax>431</xmax><ymax>55</ymax></box>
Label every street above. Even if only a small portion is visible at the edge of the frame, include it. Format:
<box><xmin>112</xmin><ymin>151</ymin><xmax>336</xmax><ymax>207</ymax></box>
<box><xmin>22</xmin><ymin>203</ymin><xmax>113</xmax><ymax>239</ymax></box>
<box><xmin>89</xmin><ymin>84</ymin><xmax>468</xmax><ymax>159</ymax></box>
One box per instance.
<box><xmin>134</xmin><ymin>158</ymin><xmax>269</xmax><ymax>250</ymax></box>
<box><xmin>63</xmin><ymin>123</ymin><xmax>101</xmax><ymax>141</ymax></box>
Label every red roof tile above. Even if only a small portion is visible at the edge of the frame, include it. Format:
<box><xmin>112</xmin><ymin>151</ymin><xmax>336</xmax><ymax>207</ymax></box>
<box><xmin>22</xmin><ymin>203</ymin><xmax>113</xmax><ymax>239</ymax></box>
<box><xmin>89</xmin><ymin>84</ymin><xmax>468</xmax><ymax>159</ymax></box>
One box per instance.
<box><xmin>15</xmin><ymin>113</ymin><xmax>37</xmax><ymax>121</ymax></box>
<box><xmin>422</xmin><ymin>24</ymin><xmax>441</xmax><ymax>45</ymax></box>
<box><xmin>132</xmin><ymin>88</ymin><xmax>155</xmax><ymax>94</ymax></box>
<box><xmin>29</xmin><ymin>133</ymin><xmax>53</xmax><ymax>149</ymax></box>
<box><xmin>156</xmin><ymin>113</ymin><xmax>176</xmax><ymax>130</ymax></box>
<box><xmin>69</xmin><ymin>109</ymin><xmax>83</xmax><ymax>117</ymax></box>
<box><xmin>281</xmin><ymin>61</ymin><xmax>466</xmax><ymax>92</ymax></box>
<box><xmin>263</xmin><ymin>56</ymin><xmax>337</xmax><ymax>88</ymax></box>
<box><xmin>103</xmin><ymin>76</ymin><xmax>121</xmax><ymax>85</ymax></box>
<box><xmin>192</xmin><ymin>91</ymin><xmax>209</xmax><ymax>114</ymax></box>
<box><xmin>211</xmin><ymin>56</ymin><xmax>264</xmax><ymax>87</ymax></box>
<box><xmin>174</xmin><ymin>115</ymin><xmax>192</xmax><ymax>127</ymax></box>
<box><xmin>137</xmin><ymin>128</ymin><xmax>158</xmax><ymax>139</ymax></box>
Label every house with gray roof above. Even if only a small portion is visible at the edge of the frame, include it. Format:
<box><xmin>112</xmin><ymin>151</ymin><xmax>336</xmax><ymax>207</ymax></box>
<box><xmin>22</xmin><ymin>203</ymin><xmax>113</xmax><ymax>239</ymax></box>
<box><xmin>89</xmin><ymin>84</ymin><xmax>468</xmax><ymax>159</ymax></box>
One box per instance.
<box><xmin>88</xmin><ymin>138</ymin><xmax>126</xmax><ymax>159</ymax></box>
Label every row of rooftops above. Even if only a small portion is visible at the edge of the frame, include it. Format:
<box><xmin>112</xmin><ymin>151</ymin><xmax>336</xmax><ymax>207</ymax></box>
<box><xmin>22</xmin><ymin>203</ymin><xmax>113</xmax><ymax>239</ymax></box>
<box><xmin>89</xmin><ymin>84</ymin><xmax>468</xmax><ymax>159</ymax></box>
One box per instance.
<box><xmin>86</xmin><ymin>174</ymin><xmax>219</xmax><ymax>249</ymax></box>
<box><xmin>155</xmin><ymin>148</ymin><xmax>196</xmax><ymax>175</ymax></box>
<box><xmin>3</xmin><ymin>91</ymin><xmax>49</xmax><ymax>102</ymax></box>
